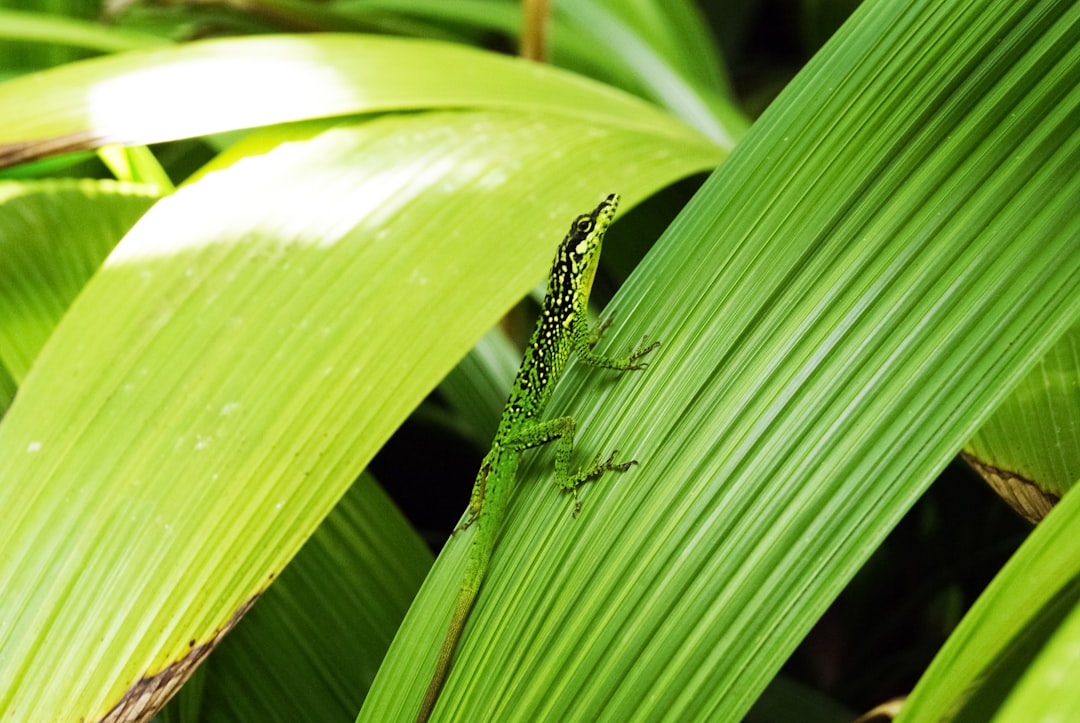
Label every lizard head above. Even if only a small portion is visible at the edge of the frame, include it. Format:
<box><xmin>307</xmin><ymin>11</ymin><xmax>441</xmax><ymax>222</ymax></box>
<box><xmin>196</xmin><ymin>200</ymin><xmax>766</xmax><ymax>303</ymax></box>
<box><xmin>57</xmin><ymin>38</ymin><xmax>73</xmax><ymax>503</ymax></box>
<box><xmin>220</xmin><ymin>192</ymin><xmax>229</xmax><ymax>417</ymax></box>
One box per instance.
<box><xmin>562</xmin><ymin>193</ymin><xmax>619</xmax><ymax>310</ymax></box>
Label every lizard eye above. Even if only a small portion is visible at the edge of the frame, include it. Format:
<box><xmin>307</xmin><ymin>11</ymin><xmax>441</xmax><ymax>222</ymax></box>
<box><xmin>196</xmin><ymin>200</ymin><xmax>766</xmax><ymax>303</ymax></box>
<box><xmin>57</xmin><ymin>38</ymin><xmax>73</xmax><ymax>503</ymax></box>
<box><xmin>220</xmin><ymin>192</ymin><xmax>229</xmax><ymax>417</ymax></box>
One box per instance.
<box><xmin>575</xmin><ymin>216</ymin><xmax>594</xmax><ymax>234</ymax></box>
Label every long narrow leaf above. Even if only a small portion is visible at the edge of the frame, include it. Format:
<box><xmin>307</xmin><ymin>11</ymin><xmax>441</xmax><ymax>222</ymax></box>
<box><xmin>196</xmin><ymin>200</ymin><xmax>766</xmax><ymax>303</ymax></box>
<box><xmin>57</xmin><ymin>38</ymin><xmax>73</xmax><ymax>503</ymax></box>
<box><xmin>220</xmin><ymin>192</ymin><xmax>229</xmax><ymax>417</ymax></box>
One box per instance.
<box><xmin>0</xmin><ymin>33</ymin><xmax>719</xmax><ymax>166</ymax></box>
<box><xmin>361</xmin><ymin>0</ymin><xmax>1080</xmax><ymax>719</ymax></box>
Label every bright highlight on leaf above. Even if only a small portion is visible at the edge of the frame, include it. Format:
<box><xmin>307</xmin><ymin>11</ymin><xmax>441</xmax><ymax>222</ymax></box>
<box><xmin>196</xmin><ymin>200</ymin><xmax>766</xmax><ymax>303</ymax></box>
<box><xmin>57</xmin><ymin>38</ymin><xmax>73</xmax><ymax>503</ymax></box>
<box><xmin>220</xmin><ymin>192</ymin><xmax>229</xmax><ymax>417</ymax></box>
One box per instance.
<box><xmin>0</xmin><ymin>34</ymin><xmax>716</xmax><ymax>167</ymax></box>
<box><xmin>0</xmin><ymin>91</ymin><xmax>719</xmax><ymax>723</ymax></box>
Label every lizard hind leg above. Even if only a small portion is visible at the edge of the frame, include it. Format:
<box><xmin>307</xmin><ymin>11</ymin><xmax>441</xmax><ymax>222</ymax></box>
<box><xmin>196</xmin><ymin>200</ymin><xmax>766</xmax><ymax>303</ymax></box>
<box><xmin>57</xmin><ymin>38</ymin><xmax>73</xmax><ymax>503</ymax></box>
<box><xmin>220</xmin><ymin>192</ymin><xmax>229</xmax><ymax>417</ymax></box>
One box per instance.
<box><xmin>541</xmin><ymin>413</ymin><xmax>637</xmax><ymax>516</ymax></box>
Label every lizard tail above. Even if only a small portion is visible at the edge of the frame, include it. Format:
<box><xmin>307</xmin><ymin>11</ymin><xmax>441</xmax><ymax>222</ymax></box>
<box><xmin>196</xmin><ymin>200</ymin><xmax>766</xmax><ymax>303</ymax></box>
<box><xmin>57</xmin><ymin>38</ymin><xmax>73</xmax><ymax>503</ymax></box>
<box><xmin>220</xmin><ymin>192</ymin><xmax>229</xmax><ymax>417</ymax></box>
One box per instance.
<box><xmin>416</xmin><ymin>581</ymin><xmax>479</xmax><ymax>722</ymax></box>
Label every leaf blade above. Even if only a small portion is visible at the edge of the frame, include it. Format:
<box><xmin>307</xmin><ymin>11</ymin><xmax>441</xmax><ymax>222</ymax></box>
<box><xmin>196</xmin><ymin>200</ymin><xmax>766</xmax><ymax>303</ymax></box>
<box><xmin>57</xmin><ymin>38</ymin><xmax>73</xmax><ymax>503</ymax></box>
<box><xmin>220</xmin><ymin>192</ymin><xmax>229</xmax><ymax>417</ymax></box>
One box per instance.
<box><xmin>361</xmin><ymin>0</ymin><xmax>1080</xmax><ymax>719</ymax></box>
<box><xmin>0</xmin><ymin>108</ymin><xmax>717</xmax><ymax>720</ymax></box>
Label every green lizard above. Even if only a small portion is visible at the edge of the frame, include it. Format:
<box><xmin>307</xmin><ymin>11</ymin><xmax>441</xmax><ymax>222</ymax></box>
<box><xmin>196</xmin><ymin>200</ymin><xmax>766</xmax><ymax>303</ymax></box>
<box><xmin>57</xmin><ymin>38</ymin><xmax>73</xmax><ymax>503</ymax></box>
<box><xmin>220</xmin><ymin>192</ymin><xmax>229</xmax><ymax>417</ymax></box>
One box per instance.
<box><xmin>416</xmin><ymin>193</ymin><xmax>658</xmax><ymax>721</ymax></box>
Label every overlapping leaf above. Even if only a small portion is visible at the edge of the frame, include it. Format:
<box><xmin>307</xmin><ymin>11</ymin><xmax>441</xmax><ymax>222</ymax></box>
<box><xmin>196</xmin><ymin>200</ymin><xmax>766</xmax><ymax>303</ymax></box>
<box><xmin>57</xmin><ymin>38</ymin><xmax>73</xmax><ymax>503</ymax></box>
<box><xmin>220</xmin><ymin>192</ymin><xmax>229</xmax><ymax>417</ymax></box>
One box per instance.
<box><xmin>0</xmin><ymin>41</ymin><xmax>722</xmax><ymax>719</ymax></box>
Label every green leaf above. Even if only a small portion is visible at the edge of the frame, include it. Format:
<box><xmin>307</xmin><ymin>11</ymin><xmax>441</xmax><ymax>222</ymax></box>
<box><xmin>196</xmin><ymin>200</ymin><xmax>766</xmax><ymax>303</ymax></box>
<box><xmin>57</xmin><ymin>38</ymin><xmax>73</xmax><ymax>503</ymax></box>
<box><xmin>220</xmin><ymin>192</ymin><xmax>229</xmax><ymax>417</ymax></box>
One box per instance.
<box><xmin>360</xmin><ymin>0</ymin><xmax>1080</xmax><ymax>719</ymax></box>
<box><xmin>374</xmin><ymin>0</ymin><xmax>748</xmax><ymax>143</ymax></box>
<box><xmin>98</xmin><ymin>145</ymin><xmax>176</xmax><ymax>189</ymax></box>
<box><xmin>191</xmin><ymin>473</ymin><xmax>432</xmax><ymax>721</ymax></box>
<box><xmin>963</xmin><ymin>320</ymin><xmax>1080</xmax><ymax>521</ymax></box>
<box><xmin>0</xmin><ymin>33</ymin><xmax>720</xmax><ymax>167</ymax></box>
<box><xmin>557</xmin><ymin>0</ymin><xmax>746</xmax><ymax>145</ymax></box>
<box><xmin>0</xmin><ymin>97</ymin><xmax>718</xmax><ymax>720</ymax></box>
<box><xmin>0</xmin><ymin>178</ymin><xmax>161</xmax><ymax>381</ymax></box>
<box><xmin>97</xmin><ymin>0</ymin><xmax>747</xmax><ymax>146</ymax></box>
<box><xmin>0</xmin><ymin>8</ymin><xmax>169</xmax><ymax>54</ymax></box>
<box><xmin>993</xmin><ymin>571</ymin><xmax>1080</xmax><ymax>720</ymax></box>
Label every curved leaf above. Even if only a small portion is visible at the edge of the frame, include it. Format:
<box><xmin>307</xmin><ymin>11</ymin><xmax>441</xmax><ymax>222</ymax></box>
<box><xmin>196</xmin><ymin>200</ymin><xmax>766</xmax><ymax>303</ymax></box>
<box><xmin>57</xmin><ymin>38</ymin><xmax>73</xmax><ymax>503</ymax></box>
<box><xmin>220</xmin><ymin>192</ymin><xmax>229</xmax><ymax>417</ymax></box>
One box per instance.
<box><xmin>0</xmin><ymin>106</ymin><xmax>718</xmax><ymax>719</ymax></box>
<box><xmin>0</xmin><ymin>33</ymin><xmax>717</xmax><ymax>166</ymax></box>
<box><xmin>0</xmin><ymin>178</ymin><xmax>161</xmax><ymax>381</ymax></box>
